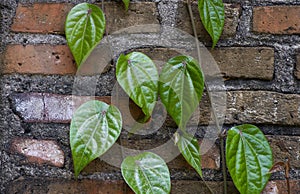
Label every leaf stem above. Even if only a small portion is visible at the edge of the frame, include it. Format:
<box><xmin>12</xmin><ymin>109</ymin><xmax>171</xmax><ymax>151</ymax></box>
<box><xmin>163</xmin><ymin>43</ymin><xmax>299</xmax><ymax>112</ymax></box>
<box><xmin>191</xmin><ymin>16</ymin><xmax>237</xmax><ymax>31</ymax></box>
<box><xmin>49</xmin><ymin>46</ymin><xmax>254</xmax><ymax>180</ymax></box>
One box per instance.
<box><xmin>186</xmin><ymin>0</ymin><xmax>227</xmax><ymax>193</ymax></box>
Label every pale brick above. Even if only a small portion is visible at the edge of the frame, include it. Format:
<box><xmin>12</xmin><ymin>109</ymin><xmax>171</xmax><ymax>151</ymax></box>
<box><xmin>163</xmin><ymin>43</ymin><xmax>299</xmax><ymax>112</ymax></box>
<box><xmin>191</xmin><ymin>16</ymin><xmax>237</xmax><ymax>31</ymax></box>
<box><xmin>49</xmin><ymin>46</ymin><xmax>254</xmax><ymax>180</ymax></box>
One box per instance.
<box><xmin>11</xmin><ymin>138</ymin><xmax>64</xmax><ymax>167</ymax></box>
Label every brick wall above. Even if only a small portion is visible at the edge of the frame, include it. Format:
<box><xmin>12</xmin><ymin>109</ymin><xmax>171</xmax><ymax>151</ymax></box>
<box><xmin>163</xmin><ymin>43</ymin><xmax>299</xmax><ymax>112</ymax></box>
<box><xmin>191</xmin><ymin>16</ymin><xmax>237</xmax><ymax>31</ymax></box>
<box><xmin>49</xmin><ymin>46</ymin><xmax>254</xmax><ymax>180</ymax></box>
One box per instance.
<box><xmin>0</xmin><ymin>0</ymin><xmax>300</xmax><ymax>193</ymax></box>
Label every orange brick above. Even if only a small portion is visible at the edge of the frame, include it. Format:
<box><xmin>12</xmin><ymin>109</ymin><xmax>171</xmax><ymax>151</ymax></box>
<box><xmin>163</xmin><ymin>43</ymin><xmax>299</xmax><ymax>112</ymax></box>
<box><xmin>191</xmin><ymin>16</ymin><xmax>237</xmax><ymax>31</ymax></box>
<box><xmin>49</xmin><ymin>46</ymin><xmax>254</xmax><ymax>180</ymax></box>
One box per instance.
<box><xmin>3</xmin><ymin>45</ymin><xmax>76</xmax><ymax>75</ymax></box>
<box><xmin>253</xmin><ymin>6</ymin><xmax>300</xmax><ymax>34</ymax></box>
<box><xmin>11</xmin><ymin>3</ymin><xmax>72</xmax><ymax>33</ymax></box>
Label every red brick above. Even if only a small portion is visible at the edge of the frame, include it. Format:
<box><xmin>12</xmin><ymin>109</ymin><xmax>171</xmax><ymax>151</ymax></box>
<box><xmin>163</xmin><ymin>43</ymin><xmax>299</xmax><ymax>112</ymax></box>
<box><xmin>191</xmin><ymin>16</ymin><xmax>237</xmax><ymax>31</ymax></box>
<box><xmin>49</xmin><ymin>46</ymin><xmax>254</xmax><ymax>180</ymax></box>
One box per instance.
<box><xmin>253</xmin><ymin>6</ymin><xmax>300</xmax><ymax>34</ymax></box>
<box><xmin>11</xmin><ymin>2</ymin><xmax>159</xmax><ymax>34</ymax></box>
<box><xmin>11</xmin><ymin>3</ymin><xmax>73</xmax><ymax>33</ymax></box>
<box><xmin>10</xmin><ymin>138</ymin><xmax>64</xmax><ymax>167</ymax></box>
<box><xmin>3</xmin><ymin>45</ymin><xmax>76</xmax><ymax>75</ymax></box>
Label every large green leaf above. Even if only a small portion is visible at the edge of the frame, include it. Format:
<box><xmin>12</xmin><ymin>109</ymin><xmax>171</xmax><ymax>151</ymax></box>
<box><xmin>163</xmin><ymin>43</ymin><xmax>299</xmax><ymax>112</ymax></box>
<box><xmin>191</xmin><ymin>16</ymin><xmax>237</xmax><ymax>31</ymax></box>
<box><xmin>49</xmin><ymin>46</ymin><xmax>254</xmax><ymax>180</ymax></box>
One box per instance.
<box><xmin>226</xmin><ymin>124</ymin><xmax>273</xmax><ymax>194</ymax></box>
<box><xmin>116</xmin><ymin>52</ymin><xmax>158</xmax><ymax>119</ymax></box>
<box><xmin>65</xmin><ymin>3</ymin><xmax>105</xmax><ymax>67</ymax></box>
<box><xmin>159</xmin><ymin>55</ymin><xmax>204</xmax><ymax>130</ymax></box>
<box><xmin>198</xmin><ymin>0</ymin><xmax>225</xmax><ymax>48</ymax></box>
<box><xmin>70</xmin><ymin>100</ymin><xmax>122</xmax><ymax>177</ymax></box>
<box><xmin>121</xmin><ymin>152</ymin><xmax>171</xmax><ymax>194</ymax></box>
<box><xmin>177</xmin><ymin>132</ymin><xmax>202</xmax><ymax>177</ymax></box>
<box><xmin>122</xmin><ymin>0</ymin><xmax>130</xmax><ymax>11</ymax></box>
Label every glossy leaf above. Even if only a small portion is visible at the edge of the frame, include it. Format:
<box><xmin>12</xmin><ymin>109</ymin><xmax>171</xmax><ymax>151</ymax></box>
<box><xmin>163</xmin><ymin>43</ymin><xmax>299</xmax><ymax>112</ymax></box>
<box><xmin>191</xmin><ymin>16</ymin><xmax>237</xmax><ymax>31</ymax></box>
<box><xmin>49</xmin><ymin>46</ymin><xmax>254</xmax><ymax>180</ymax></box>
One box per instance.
<box><xmin>121</xmin><ymin>152</ymin><xmax>171</xmax><ymax>194</ymax></box>
<box><xmin>122</xmin><ymin>0</ymin><xmax>130</xmax><ymax>11</ymax></box>
<box><xmin>226</xmin><ymin>124</ymin><xmax>273</xmax><ymax>194</ymax></box>
<box><xmin>198</xmin><ymin>0</ymin><xmax>225</xmax><ymax>47</ymax></box>
<box><xmin>116</xmin><ymin>52</ymin><xmax>158</xmax><ymax>119</ymax></box>
<box><xmin>70</xmin><ymin>100</ymin><xmax>122</xmax><ymax>177</ymax></box>
<box><xmin>177</xmin><ymin>132</ymin><xmax>202</xmax><ymax>177</ymax></box>
<box><xmin>65</xmin><ymin>3</ymin><xmax>105</xmax><ymax>67</ymax></box>
<box><xmin>159</xmin><ymin>55</ymin><xmax>204</xmax><ymax>130</ymax></box>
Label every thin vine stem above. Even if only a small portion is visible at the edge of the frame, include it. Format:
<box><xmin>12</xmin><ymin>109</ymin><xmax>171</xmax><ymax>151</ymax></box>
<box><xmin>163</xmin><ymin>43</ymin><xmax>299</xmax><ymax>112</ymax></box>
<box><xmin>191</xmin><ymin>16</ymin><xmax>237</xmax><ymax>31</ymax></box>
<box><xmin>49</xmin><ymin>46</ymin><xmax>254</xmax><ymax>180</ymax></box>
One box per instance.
<box><xmin>186</xmin><ymin>0</ymin><xmax>227</xmax><ymax>193</ymax></box>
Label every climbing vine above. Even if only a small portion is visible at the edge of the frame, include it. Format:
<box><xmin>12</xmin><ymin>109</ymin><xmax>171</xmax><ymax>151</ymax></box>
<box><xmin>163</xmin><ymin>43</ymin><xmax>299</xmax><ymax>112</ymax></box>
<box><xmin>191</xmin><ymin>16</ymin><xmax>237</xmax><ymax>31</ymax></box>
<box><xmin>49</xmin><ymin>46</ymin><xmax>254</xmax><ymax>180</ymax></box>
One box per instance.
<box><xmin>65</xmin><ymin>1</ymin><xmax>275</xmax><ymax>194</ymax></box>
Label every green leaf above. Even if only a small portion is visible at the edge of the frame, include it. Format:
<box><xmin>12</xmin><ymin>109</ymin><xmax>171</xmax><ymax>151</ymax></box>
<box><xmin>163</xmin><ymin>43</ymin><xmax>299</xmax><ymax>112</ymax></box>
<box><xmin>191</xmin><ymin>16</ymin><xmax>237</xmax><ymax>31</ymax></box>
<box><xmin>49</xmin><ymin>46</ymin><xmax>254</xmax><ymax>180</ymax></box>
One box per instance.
<box><xmin>122</xmin><ymin>0</ymin><xmax>130</xmax><ymax>11</ymax></box>
<box><xmin>116</xmin><ymin>52</ymin><xmax>158</xmax><ymax>119</ymax></box>
<box><xmin>65</xmin><ymin>3</ymin><xmax>105</xmax><ymax>67</ymax></box>
<box><xmin>226</xmin><ymin>124</ymin><xmax>273</xmax><ymax>194</ymax></box>
<box><xmin>198</xmin><ymin>0</ymin><xmax>225</xmax><ymax>47</ymax></box>
<box><xmin>121</xmin><ymin>152</ymin><xmax>171</xmax><ymax>194</ymax></box>
<box><xmin>159</xmin><ymin>55</ymin><xmax>204</xmax><ymax>130</ymax></box>
<box><xmin>70</xmin><ymin>100</ymin><xmax>122</xmax><ymax>177</ymax></box>
<box><xmin>177</xmin><ymin>132</ymin><xmax>202</xmax><ymax>177</ymax></box>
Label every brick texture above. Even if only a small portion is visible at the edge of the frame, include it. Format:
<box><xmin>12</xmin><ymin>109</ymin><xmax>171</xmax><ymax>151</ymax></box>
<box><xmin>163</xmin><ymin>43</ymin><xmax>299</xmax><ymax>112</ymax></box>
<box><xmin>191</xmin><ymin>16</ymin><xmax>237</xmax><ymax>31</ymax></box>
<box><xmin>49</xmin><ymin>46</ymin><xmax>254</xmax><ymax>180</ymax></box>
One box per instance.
<box><xmin>11</xmin><ymin>93</ymin><xmax>144</xmax><ymax>126</ymax></box>
<box><xmin>10</xmin><ymin>138</ymin><xmax>64</xmax><ymax>167</ymax></box>
<box><xmin>137</xmin><ymin>47</ymin><xmax>274</xmax><ymax>80</ymax></box>
<box><xmin>11</xmin><ymin>3</ymin><xmax>72</xmax><ymax>33</ymax></box>
<box><xmin>11</xmin><ymin>2</ymin><xmax>159</xmax><ymax>34</ymax></box>
<box><xmin>267</xmin><ymin>136</ymin><xmax>300</xmax><ymax>169</ymax></box>
<box><xmin>211</xmin><ymin>47</ymin><xmax>274</xmax><ymax>80</ymax></box>
<box><xmin>176</xmin><ymin>3</ymin><xmax>240</xmax><ymax>42</ymax></box>
<box><xmin>253</xmin><ymin>6</ymin><xmax>300</xmax><ymax>34</ymax></box>
<box><xmin>12</xmin><ymin>91</ymin><xmax>300</xmax><ymax>126</ymax></box>
<box><xmin>3</xmin><ymin>45</ymin><xmax>76</xmax><ymax>75</ymax></box>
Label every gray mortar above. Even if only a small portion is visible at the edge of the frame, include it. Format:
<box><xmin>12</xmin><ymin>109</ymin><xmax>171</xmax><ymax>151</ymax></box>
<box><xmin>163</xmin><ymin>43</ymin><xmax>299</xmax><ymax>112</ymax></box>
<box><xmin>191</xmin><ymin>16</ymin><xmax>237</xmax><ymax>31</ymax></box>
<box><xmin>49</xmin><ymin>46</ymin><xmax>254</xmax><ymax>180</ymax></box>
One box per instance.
<box><xmin>1</xmin><ymin>0</ymin><xmax>300</xmax><ymax>192</ymax></box>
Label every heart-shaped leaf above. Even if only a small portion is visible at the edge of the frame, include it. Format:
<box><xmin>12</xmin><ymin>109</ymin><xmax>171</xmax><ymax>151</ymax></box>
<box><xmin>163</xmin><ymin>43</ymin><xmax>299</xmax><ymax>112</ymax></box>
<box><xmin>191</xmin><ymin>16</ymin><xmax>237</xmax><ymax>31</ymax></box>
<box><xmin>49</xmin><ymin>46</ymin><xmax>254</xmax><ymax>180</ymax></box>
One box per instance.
<box><xmin>226</xmin><ymin>124</ymin><xmax>273</xmax><ymax>194</ymax></box>
<box><xmin>121</xmin><ymin>152</ymin><xmax>171</xmax><ymax>194</ymax></box>
<box><xmin>122</xmin><ymin>0</ymin><xmax>130</xmax><ymax>11</ymax></box>
<box><xmin>198</xmin><ymin>0</ymin><xmax>225</xmax><ymax>48</ymax></box>
<box><xmin>177</xmin><ymin>132</ymin><xmax>202</xmax><ymax>177</ymax></box>
<box><xmin>65</xmin><ymin>3</ymin><xmax>105</xmax><ymax>67</ymax></box>
<box><xmin>70</xmin><ymin>100</ymin><xmax>122</xmax><ymax>177</ymax></box>
<box><xmin>159</xmin><ymin>55</ymin><xmax>204</xmax><ymax>130</ymax></box>
<box><xmin>116</xmin><ymin>52</ymin><xmax>158</xmax><ymax>119</ymax></box>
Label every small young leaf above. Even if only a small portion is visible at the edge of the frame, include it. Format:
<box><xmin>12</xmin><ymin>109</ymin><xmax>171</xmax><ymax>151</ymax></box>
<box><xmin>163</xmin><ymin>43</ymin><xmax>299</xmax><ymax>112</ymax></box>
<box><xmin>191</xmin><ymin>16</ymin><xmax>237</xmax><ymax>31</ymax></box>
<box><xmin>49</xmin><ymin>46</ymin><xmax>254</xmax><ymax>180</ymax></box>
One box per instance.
<box><xmin>198</xmin><ymin>0</ymin><xmax>225</xmax><ymax>48</ymax></box>
<box><xmin>177</xmin><ymin>132</ymin><xmax>203</xmax><ymax>177</ymax></box>
<box><xmin>122</xmin><ymin>0</ymin><xmax>130</xmax><ymax>11</ymax></box>
<box><xmin>65</xmin><ymin>3</ymin><xmax>105</xmax><ymax>67</ymax></box>
<box><xmin>226</xmin><ymin>124</ymin><xmax>273</xmax><ymax>194</ymax></box>
<box><xmin>70</xmin><ymin>100</ymin><xmax>122</xmax><ymax>177</ymax></box>
<box><xmin>116</xmin><ymin>52</ymin><xmax>158</xmax><ymax>119</ymax></box>
<box><xmin>121</xmin><ymin>152</ymin><xmax>171</xmax><ymax>194</ymax></box>
<box><xmin>159</xmin><ymin>55</ymin><xmax>204</xmax><ymax>130</ymax></box>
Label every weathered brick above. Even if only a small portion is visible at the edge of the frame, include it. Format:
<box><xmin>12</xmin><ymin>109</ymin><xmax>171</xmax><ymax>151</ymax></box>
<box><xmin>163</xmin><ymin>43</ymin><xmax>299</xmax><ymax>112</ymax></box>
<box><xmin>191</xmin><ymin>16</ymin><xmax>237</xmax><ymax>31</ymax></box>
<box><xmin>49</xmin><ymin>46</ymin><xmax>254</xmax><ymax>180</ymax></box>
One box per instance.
<box><xmin>176</xmin><ymin>3</ymin><xmax>240</xmax><ymax>42</ymax></box>
<box><xmin>11</xmin><ymin>2</ymin><xmax>159</xmax><ymax>34</ymax></box>
<box><xmin>210</xmin><ymin>47</ymin><xmax>274</xmax><ymax>80</ymax></box>
<box><xmin>262</xmin><ymin>180</ymin><xmax>300</xmax><ymax>194</ymax></box>
<box><xmin>99</xmin><ymin>2</ymin><xmax>159</xmax><ymax>34</ymax></box>
<box><xmin>12</xmin><ymin>93</ymin><xmax>144</xmax><ymax>126</ymax></box>
<box><xmin>296</xmin><ymin>52</ymin><xmax>300</xmax><ymax>80</ymax></box>
<box><xmin>137</xmin><ymin>47</ymin><xmax>274</xmax><ymax>80</ymax></box>
<box><xmin>10</xmin><ymin>138</ymin><xmax>64</xmax><ymax>167</ymax></box>
<box><xmin>253</xmin><ymin>6</ymin><xmax>300</xmax><ymax>34</ymax></box>
<box><xmin>3</xmin><ymin>45</ymin><xmax>76</xmax><ymax>75</ymax></box>
<box><xmin>267</xmin><ymin>136</ymin><xmax>300</xmax><ymax>169</ymax></box>
<box><xmin>224</xmin><ymin>91</ymin><xmax>300</xmax><ymax>125</ymax></box>
<box><xmin>12</xmin><ymin>91</ymin><xmax>300</xmax><ymax>126</ymax></box>
<box><xmin>11</xmin><ymin>3</ymin><xmax>73</xmax><ymax>33</ymax></box>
